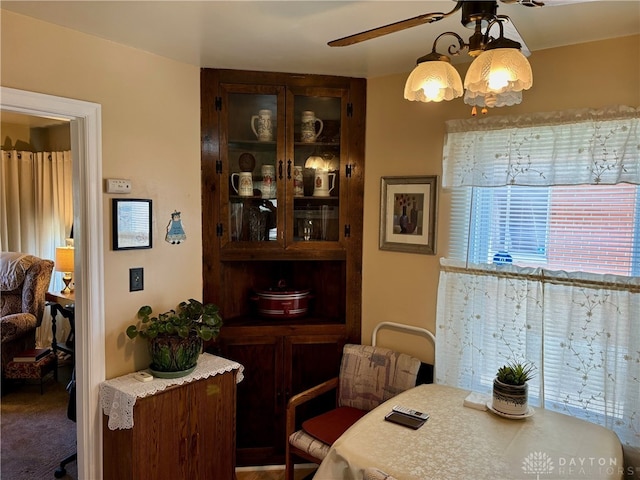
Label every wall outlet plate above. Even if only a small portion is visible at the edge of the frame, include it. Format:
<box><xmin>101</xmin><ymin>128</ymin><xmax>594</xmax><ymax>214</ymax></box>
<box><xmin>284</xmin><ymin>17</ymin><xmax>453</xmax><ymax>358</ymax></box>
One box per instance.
<box><xmin>106</xmin><ymin>178</ymin><xmax>132</xmax><ymax>194</ymax></box>
<box><xmin>129</xmin><ymin>267</ymin><xmax>143</xmax><ymax>292</ymax></box>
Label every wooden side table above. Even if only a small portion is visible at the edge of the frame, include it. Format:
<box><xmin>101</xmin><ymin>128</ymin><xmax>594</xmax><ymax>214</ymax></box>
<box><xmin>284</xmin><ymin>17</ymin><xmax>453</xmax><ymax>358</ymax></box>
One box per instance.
<box><xmin>45</xmin><ymin>291</ymin><xmax>75</xmax><ymax>358</ymax></box>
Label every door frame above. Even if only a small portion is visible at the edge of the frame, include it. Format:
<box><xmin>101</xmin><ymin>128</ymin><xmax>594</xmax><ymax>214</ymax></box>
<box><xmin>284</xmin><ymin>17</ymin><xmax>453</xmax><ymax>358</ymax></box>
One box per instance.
<box><xmin>1</xmin><ymin>86</ymin><xmax>105</xmax><ymax>479</ymax></box>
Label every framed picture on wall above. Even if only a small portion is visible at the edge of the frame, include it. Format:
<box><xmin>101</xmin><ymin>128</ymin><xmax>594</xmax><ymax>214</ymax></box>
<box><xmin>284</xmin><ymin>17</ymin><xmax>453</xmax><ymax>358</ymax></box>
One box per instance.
<box><xmin>379</xmin><ymin>176</ymin><xmax>438</xmax><ymax>255</ymax></box>
<box><xmin>112</xmin><ymin>198</ymin><xmax>153</xmax><ymax>250</ymax></box>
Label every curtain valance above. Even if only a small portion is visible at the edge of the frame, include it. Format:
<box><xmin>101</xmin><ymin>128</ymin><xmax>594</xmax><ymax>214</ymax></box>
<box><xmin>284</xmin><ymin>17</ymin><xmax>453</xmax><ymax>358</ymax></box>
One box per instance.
<box><xmin>443</xmin><ymin>105</ymin><xmax>640</xmax><ymax>187</ymax></box>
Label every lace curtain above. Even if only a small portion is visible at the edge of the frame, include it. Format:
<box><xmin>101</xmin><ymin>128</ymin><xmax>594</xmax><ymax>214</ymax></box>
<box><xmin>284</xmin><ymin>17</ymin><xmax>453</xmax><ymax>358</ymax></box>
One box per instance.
<box><xmin>0</xmin><ymin>149</ymin><xmax>73</xmax><ymax>346</ymax></box>
<box><xmin>442</xmin><ymin>105</ymin><xmax>640</xmax><ymax>187</ymax></box>
<box><xmin>436</xmin><ymin>106</ymin><xmax>640</xmax><ymax>449</ymax></box>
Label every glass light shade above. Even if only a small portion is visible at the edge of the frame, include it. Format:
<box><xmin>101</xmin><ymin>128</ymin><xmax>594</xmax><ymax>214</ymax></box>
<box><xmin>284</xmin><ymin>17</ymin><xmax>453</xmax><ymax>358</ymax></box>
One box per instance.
<box><xmin>463</xmin><ymin>48</ymin><xmax>532</xmax><ymax>107</ymax></box>
<box><xmin>305</xmin><ymin>155</ymin><xmax>327</xmax><ymax>170</ymax></box>
<box><xmin>404</xmin><ymin>61</ymin><xmax>463</xmax><ymax>103</ymax></box>
<box><xmin>55</xmin><ymin>246</ymin><xmax>75</xmax><ymax>273</ymax></box>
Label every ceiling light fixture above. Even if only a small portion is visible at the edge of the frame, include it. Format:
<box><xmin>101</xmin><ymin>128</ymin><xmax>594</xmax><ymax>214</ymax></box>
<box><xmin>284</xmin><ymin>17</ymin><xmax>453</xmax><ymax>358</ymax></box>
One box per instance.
<box><xmin>404</xmin><ymin>15</ymin><xmax>533</xmax><ymax>111</ymax></box>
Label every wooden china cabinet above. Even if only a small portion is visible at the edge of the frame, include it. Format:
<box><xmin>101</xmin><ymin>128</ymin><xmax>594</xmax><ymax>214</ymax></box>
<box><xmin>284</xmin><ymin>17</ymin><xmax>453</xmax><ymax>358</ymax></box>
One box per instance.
<box><xmin>200</xmin><ymin>68</ymin><xmax>365</xmax><ymax>466</ymax></box>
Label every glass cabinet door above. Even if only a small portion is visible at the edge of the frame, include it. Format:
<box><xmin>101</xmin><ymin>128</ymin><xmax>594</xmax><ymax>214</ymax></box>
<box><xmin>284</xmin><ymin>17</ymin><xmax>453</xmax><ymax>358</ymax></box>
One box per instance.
<box><xmin>288</xmin><ymin>88</ymin><xmax>347</xmax><ymax>246</ymax></box>
<box><xmin>221</xmin><ymin>85</ymin><xmax>285</xmax><ymax>247</ymax></box>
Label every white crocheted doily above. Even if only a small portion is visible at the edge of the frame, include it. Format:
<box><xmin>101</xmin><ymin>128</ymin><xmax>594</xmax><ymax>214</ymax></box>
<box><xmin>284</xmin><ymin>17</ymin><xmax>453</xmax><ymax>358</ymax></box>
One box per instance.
<box><xmin>100</xmin><ymin>353</ymin><xmax>244</xmax><ymax>430</ymax></box>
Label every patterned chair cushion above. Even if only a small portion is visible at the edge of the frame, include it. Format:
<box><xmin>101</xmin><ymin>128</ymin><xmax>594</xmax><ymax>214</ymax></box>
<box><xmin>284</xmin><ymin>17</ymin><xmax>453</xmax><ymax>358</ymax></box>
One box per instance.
<box><xmin>1</xmin><ymin>312</ymin><xmax>37</xmax><ymax>343</ymax></box>
<box><xmin>288</xmin><ymin>429</ymin><xmax>332</xmax><ymax>461</ymax></box>
<box><xmin>338</xmin><ymin>344</ymin><xmax>421</xmax><ymax>411</ymax></box>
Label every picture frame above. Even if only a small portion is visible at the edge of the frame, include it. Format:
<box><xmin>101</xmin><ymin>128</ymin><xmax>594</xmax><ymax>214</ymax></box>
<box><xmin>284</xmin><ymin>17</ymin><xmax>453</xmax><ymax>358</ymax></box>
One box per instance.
<box><xmin>379</xmin><ymin>176</ymin><xmax>438</xmax><ymax>254</ymax></box>
<box><xmin>112</xmin><ymin>198</ymin><xmax>153</xmax><ymax>250</ymax></box>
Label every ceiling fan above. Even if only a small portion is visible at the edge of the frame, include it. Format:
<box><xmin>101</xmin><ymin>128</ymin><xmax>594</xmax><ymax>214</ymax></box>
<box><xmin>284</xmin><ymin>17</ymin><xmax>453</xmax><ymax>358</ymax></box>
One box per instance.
<box><xmin>328</xmin><ymin>0</ymin><xmax>540</xmax><ymax>55</ymax></box>
<box><xmin>328</xmin><ymin>0</ymin><xmax>558</xmax><ymax>109</ymax></box>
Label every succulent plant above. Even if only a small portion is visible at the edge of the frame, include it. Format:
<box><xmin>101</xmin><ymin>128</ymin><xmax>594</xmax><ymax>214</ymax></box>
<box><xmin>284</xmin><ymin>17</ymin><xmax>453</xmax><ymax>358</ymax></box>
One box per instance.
<box><xmin>496</xmin><ymin>360</ymin><xmax>536</xmax><ymax>386</ymax></box>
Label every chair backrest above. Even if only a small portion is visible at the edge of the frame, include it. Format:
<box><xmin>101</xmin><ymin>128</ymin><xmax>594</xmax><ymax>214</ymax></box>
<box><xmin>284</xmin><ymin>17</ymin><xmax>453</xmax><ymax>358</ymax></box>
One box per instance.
<box><xmin>0</xmin><ymin>252</ymin><xmax>54</xmax><ymax>327</ymax></box>
<box><xmin>337</xmin><ymin>344</ymin><xmax>421</xmax><ymax>411</ymax></box>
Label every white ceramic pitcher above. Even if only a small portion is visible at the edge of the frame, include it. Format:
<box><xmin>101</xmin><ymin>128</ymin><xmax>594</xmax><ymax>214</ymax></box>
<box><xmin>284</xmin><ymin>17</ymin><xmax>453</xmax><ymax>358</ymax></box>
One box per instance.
<box><xmin>313</xmin><ymin>169</ymin><xmax>336</xmax><ymax>197</ymax></box>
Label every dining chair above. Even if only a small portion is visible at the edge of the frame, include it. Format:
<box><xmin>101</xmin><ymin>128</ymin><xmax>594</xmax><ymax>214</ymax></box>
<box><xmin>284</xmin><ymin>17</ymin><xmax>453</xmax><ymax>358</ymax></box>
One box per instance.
<box><xmin>285</xmin><ymin>343</ymin><xmax>422</xmax><ymax>480</ymax></box>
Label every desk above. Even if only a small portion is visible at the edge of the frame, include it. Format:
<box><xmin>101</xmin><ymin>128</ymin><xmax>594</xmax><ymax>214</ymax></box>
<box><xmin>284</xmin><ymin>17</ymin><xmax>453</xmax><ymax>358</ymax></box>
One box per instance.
<box><xmin>45</xmin><ymin>291</ymin><xmax>75</xmax><ymax>357</ymax></box>
<box><xmin>315</xmin><ymin>384</ymin><xmax>623</xmax><ymax>480</ymax></box>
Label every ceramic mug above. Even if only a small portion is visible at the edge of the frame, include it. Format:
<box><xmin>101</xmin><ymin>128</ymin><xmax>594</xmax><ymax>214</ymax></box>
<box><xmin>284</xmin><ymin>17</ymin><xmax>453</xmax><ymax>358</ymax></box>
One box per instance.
<box><xmin>261</xmin><ymin>164</ymin><xmax>276</xmax><ymax>198</ymax></box>
<box><xmin>313</xmin><ymin>169</ymin><xmax>336</xmax><ymax>197</ymax></box>
<box><xmin>293</xmin><ymin>166</ymin><xmax>304</xmax><ymax>197</ymax></box>
<box><xmin>301</xmin><ymin>111</ymin><xmax>323</xmax><ymax>143</ymax></box>
<box><xmin>251</xmin><ymin>109</ymin><xmax>273</xmax><ymax>142</ymax></box>
<box><xmin>231</xmin><ymin>171</ymin><xmax>254</xmax><ymax>197</ymax></box>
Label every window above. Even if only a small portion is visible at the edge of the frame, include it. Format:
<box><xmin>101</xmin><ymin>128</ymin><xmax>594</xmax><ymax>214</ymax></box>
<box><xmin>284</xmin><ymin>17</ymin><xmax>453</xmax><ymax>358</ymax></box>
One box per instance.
<box><xmin>456</xmin><ymin>184</ymin><xmax>640</xmax><ymax>276</ymax></box>
<box><xmin>437</xmin><ymin>107</ymin><xmax>640</xmax><ymax>447</ymax></box>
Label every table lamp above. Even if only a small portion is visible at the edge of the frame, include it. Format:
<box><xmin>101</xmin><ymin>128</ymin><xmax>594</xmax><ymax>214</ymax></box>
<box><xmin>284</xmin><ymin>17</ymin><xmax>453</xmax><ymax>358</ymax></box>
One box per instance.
<box><xmin>55</xmin><ymin>246</ymin><xmax>75</xmax><ymax>294</ymax></box>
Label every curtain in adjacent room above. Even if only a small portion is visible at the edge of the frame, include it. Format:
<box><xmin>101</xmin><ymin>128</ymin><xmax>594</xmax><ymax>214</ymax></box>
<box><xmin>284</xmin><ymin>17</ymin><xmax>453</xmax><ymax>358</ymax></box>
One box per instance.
<box><xmin>0</xmin><ymin>149</ymin><xmax>73</xmax><ymax>346</ymax></box>
<box><xmin>436</xmin><ymin>106</ymin><xmax>640</xmax><ymax>449</ymax></box>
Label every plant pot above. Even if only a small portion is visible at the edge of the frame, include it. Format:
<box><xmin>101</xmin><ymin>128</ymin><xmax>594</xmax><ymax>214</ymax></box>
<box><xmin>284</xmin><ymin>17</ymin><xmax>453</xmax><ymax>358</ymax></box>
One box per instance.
<box><xmin>492</xmin><ymin>378</ymin><xmax>529</xmax><ymax>416</ymax></box>
<box><xmin>148</xmin><ymin>333</ymin><xmax>202</xmax><ymax>377</ymax></box>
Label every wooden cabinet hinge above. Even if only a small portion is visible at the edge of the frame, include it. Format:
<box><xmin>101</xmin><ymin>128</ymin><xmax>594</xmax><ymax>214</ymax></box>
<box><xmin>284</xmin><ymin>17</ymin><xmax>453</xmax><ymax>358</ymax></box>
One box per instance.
<box><xmin>215</xmin><ymin>97</ymin><xmax>222</xmax><ymax>111</ymax></box>
<box><xmin>216</xmin><ymin>160</ymin><xmax>222</xmax><ymax>174</ymax></box>
<box><xmin>345</xmin><ymin>164</ymin><xmax>352</xmax><ymax>178</ymax></box>
<box><xmin>347</xmin><ymin>102</ymin><xmax>353</xmax><ymax>117</ymax></box>
<box><xmin>344</xmin><ymin>224</ymin><xmax>351</xmax><ymax>238</ymax></box>
<box><xmin>216</xmin><ymin>223</ymin><xmax>223</xmax><ymax>237</ymax></box>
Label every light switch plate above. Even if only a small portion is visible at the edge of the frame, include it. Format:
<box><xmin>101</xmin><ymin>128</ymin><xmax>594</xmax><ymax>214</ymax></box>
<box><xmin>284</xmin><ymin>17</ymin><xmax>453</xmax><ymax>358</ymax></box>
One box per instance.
<box><xmin>129</xmin><ymin>267</ymin><xmax>143</xmax><ymax>292</ymax></box>
<box><xmin>106</xmin><ymin>178</ymin><xmax>132</xmax><ymax>194</ymax></box>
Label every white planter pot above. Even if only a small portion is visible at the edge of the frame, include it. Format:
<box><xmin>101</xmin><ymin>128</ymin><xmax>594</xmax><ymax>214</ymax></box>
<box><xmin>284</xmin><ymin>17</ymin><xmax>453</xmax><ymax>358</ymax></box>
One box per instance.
<box><xmin>492</xmin><ymin>378</ymin><xmax>528</xmax><ymax>416</ymax></box>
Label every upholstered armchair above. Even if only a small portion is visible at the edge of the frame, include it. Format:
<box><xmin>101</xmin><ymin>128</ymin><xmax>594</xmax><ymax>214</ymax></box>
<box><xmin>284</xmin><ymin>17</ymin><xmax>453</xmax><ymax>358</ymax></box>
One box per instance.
<box><xmin>285</xmin><ymin>344</ymin><xmax>422</xmax><ymax>480</ymax></box>
<box><xmin>1</xmin><ymin>252</ymin><xmax>54</xmax><ymax>378</ymax></box>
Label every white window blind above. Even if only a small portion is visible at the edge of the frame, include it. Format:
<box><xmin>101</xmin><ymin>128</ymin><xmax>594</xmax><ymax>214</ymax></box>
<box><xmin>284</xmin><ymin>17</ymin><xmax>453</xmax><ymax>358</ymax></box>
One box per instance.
<box><xmin>436</xmin><ymin>106</ymin><xmax>640</xmax><ymax>448</ymax></box>
<box><xmin>451</xmin><ymin>184</ymin><xmax>640</xmax><ymax>276</ymax></box>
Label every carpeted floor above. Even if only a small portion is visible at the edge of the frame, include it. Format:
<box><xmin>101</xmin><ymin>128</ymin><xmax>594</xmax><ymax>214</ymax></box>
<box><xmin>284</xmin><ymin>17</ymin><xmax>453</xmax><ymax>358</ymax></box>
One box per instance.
<box><xmin>1</xmin><ymin>371</ymin><xmax>77</xmax><ymax>480</ymax></box>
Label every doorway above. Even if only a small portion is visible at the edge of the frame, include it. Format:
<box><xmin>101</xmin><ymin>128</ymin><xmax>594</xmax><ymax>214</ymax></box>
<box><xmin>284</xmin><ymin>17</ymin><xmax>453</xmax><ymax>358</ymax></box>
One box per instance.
<box><xmin>1</xmin><ymin>86</ymin><xmax>105</xmax><ymax>479</ymax></box>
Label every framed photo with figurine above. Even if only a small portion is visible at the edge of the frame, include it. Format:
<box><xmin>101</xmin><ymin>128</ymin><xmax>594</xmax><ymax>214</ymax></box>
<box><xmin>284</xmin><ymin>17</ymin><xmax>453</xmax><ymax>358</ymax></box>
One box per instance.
<box><xmin>379</xmin><ymin>176</ymin><xmax>438</xmax><ymax>255</ymax></box>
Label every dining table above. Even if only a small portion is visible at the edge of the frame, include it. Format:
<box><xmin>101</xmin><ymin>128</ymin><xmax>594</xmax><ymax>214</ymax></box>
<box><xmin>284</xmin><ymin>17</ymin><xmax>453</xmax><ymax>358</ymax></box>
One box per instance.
<box><xmin>314</xmin><ymin>383</ymin><xmax>624</xmax><ymax>480</ymax></box>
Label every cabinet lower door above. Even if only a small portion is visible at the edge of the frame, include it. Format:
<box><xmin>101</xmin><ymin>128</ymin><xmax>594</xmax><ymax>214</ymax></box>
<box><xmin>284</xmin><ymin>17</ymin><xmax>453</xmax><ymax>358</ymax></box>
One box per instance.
<box><xmin>103</xmin><ymin>372</ymin><xmax>236</xmax><ymax>479</ymax></box>
<box><xmin>219</xmin><ymin>334</ymin><xmax>282</xmax><ymax>466</ymax></box>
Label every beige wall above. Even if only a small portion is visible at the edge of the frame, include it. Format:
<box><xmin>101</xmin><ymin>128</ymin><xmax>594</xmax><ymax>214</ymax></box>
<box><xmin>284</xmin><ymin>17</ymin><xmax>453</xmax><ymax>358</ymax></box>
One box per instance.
<box><xmin>364</xmin><ymin>34</ymin><xmax>640</xmax><ymax>362</ymax></box>
<box><xmin>1</xmin><ymin>10</ymin><xmax>201</xmax><ymax>377</ymax></box>
<box><xmin>2</xmin><ymin>10</ymin><xmax>638</xmax><ymax>374</ymax></box>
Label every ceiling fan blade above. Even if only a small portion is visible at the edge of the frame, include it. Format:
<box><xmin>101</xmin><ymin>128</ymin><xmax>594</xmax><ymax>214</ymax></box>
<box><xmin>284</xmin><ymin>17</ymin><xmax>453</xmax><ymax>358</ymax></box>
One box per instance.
<box><xmin>328</xmin><ymin>12</ymin><xmax>443</xmax><ymax>47</ymax></box>
<box><xmin>328</xmin><ymin>2</ymin><xmax>463</xmax><ymax>47</ymax></box>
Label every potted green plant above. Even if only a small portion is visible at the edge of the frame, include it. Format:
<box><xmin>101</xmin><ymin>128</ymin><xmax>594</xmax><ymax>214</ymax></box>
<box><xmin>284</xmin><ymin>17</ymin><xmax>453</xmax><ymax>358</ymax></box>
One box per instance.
<box><xmin>126</xmin><ymin>299</ymin><xmax>223</xmax><ymax>378</ymax></box>
<box><xmin>491</xmin><ymin>360</ymin><xmax>536</xmax><ymax>417</ymax></box>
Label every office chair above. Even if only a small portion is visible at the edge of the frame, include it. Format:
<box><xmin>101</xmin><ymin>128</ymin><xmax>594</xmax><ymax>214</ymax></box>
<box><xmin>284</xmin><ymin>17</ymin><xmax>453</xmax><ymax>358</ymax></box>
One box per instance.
<box><xmin>54</xmin><ymin>372</ymin><xmax>76</xmax><ymax>478</ymax></box>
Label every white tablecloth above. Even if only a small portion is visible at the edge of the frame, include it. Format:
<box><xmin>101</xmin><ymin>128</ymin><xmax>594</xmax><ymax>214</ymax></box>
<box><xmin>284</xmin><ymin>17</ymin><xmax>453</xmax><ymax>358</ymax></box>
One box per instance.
<box><xmin>99</xmin><ymin>353</ymin><xmax>243</xmax><ymax>430</ymax></box>
<box><xmin>315</xmin><ymin>384</ymin><xmax>624</xmax><ymax>480</ymax></box>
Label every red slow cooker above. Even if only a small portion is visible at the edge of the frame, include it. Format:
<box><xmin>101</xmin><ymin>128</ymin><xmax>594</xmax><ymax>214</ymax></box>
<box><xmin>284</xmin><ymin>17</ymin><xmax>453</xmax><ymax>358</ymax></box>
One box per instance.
<box><xmin>251</xmin><ymin>281</ymin><xmax>312</xmax><ymax>319</ymax></box>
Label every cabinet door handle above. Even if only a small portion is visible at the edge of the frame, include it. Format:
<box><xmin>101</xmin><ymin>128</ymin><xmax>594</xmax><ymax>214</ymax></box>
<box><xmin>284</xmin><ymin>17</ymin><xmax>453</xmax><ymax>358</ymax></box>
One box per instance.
<box><xmin>278</xmin><ymin>160</ymin><xmax>283</xmax><ymax>180</ymax></box>
<box><xmin>287</xmin><ymin>160</ymin><xmax>292</xmax><ymax>179</ymax></box>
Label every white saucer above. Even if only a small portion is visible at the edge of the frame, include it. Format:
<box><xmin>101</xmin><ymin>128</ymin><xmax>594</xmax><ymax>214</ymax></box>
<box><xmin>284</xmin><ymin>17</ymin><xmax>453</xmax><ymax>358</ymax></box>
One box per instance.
<box><xmin>486</xmin><ymin>402</ymin><xmax>535</xmax><ymax>419</ymax></box>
